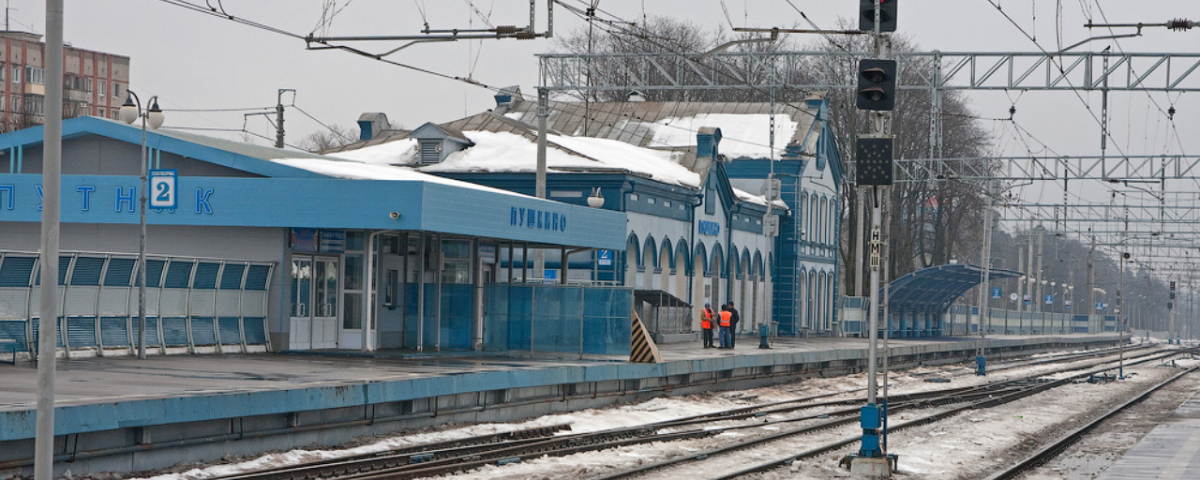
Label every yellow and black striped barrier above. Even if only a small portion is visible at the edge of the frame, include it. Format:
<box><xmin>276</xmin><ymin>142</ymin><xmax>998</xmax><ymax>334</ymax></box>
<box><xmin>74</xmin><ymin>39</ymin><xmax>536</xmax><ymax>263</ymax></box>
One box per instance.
<box><xmin>630</xmin><ymin>310</ymin><xmax>663</xmax><ymax>363</ymax></box>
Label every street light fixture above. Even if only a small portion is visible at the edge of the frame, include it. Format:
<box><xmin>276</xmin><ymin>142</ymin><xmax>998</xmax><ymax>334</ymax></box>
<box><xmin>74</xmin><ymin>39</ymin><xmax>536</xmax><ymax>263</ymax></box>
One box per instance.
<box><xmin>120</xmin><ymin>91</ymin><xmax>163</xmax><ymax>359</ymax></box>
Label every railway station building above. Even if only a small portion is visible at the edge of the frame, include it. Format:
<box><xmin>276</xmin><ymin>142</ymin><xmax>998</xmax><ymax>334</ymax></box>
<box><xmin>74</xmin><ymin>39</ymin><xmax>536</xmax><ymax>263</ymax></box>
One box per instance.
<box><xmin>0</xmin><ymin>116</ymin><xmax>630</xmax><ymax>358</ymax></box>
<box><xmin>327</xmin><ymin>92</ymin><xmax>844</xmax><ymax>339</ymax></box>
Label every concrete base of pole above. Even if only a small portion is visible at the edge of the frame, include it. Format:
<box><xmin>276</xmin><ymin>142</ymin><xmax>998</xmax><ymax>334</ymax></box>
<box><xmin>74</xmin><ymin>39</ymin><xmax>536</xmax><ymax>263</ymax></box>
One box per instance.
<box><xmin>849</xmin><ymin>457</ymin><xmax>894</xmax><ymax>478</ymax></box>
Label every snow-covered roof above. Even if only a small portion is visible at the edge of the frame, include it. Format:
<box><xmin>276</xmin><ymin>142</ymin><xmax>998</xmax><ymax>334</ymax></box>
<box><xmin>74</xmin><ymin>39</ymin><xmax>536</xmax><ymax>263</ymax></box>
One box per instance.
<box><xmin>268</xmin><ymin>155</ymin><xmax>527</xmax><ymax>197</ymax></box>
<box><xmin>647</xmin><ymin>114</ymin><xmax>800</xmax><ymax>159</ymax></box>
<box><xmin>732</xmin><ymin>185</ymin><xmax>788</xmax><ymax>209</ymax></box>
<box><xmin>332</xmin><ymin>130</ymin><xmax>701</xmax><ymax>188</ymax></box>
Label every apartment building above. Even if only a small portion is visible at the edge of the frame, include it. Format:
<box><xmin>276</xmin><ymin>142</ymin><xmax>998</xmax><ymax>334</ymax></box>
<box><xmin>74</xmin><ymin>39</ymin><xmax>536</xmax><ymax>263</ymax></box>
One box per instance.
<box><xmin>0</xmin><ymin>31</ymin><xmax>129</xmax><ymax>131</ymax></box>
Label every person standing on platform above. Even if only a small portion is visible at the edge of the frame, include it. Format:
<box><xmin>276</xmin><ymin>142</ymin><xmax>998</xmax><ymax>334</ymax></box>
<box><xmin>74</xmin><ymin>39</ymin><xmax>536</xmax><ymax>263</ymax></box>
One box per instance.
<box><xmin>719</xmin><ymin>304</ymin><xmax>733</xmax><ymax>349</ymax></box>
<box><xmin>727</xmin><ymin>300</ymin><xmax>741</xmax><ymax>349</ymax></box>
<box><xmin>700</xmin><ymin>303</ymin><xmax>715</xmax><ymax>348</ymax></box>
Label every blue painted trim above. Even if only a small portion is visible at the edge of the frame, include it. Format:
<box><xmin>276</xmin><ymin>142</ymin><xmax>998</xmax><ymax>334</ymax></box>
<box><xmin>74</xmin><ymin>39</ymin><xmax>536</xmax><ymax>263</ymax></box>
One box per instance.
<box><xmin>0</xmin><ymin>175</ymin><xmax>627</xmax><ymax>250</ymax></box>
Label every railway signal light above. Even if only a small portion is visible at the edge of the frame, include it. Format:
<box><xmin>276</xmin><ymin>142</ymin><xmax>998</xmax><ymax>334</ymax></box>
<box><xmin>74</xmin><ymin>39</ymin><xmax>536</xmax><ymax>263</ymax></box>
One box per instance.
<box><xmin>856</xmin><ymin>137</ymin><xmax>894</xmax><ymax>186</ymax></box>
<box><xmin>856</xmin><ymin>59</ymin><xmax>897</xmax><ymax>111</ymax></box>
<box><xmin>859</xmin><ymin>0</ymin><xmax>898</xmax><ymax>33</ymax></box>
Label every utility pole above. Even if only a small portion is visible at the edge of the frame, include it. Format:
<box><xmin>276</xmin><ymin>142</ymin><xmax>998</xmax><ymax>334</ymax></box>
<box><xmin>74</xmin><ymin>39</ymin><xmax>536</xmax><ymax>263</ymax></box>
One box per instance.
<box><xmin>975</xmin><ymin>180</ymin><xmax>995</xmax><ymax>375</ymax></box>
<box><xmin>1017</xmin><ymin>247</ymin><xmax>1025</xmax><ymax>332</ymax></box>
<box><xmin>1027</xmin><ymin>223</ymin><xmax>1035</xmax><ymax>316</ymax></box>
<box><xmin>1087</xmin><ymin>237</ymin><xmax>1096</xmax><ymax>316</ymax></box>
<box><xmin>1118</xmin><ymin>252</ymin><xmax>1128</xmax><ymax>378</ymax></box>
<box><xmin>533</xmin><ymin>87</ymin><xmax>548</xmax><ymax>279</ymax></box>
<box><xmin>848</xmin><ymin>0</ymin><xmax>897</xmax><ymax>476</ymax></box>
<box><xmin>35</xmin><ymin>2</ymin><xmax>64</xmax><ymax>479</ymax></box>
<box><xmin>274</xmin><ymin>89</ymin><xmax>294</xmax><ymax>149</ymax></box>
<box><xmin>1036</xmin><ymin>227</ymin><xmax>1045</xmax><ymax>330</ymax></box>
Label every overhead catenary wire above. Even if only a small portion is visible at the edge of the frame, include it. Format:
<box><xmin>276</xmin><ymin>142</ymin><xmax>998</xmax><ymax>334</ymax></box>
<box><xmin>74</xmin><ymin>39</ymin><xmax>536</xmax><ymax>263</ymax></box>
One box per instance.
<box><xmin>153</xmin><ymin>0</ymin><xmax>798</xmax><ymax>159</ymax></box>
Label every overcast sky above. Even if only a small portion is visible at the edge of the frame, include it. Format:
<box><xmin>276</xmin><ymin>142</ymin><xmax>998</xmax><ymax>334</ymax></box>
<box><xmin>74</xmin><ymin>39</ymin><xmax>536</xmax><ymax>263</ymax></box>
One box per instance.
<box><xmin>14</xmin><ymin>1</ymin><xmax>1200</xmax><ymax>242</ymax></box>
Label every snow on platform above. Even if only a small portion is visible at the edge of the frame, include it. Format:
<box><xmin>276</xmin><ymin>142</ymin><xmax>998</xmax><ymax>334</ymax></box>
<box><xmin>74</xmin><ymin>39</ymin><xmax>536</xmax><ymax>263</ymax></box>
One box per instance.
<box><xmin>1098</xmin><ymin>387</ymin><xmax>1200</xmax><ymax>479</ymax></box>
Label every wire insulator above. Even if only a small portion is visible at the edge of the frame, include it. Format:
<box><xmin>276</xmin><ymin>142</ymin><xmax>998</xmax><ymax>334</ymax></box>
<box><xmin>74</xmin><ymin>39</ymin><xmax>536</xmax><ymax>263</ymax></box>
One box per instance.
<box><xmin>1168</xmin><ymin>18</ymin><xmax>1194</xmax><ymax>31</ymax></box>
<box><xmin>494</xmin><ymin>25</ymin><xmax>518</xmax><ymax>35</ymax></box>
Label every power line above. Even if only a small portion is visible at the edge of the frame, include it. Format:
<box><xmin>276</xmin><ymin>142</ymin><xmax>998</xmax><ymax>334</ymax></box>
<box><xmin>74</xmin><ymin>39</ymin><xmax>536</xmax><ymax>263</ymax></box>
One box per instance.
<box><xmin>155</xmin><ymin>0</ymin><xmax>508</xmax><ymax>94</ymax></box>
<box><xmin>289</xmin><ymin>103</ymin><xmax>356</xmax><ymax>142</ymax></box>
<box><xmin>160</xmin><ymin>106</ymin><xmax>274</xmax><ymax>113</ymax></box>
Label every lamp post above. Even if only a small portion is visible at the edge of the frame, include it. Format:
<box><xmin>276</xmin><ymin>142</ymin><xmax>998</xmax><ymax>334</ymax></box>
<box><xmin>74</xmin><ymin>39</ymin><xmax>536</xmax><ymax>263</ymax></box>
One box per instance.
<box><xmin>120</xmin><ymin>91</ymin><xmax>163</xmax><ymax>360</ymax></box>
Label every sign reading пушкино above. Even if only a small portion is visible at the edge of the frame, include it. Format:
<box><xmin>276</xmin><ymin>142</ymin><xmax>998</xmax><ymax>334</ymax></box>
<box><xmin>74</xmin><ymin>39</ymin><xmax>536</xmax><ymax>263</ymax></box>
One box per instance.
<box><xmin>510</xmin><ymin>206</ymin><xmax>567</xmax><ymax>232</ymax></box>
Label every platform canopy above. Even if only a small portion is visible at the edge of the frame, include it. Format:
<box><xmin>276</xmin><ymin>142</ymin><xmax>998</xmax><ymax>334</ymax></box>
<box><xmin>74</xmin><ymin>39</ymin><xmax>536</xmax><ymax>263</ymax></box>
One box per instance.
<box><xmin>887</xmin><ymin>264</ymin><xmax>1022</xmax><ymax>313</ymax></box>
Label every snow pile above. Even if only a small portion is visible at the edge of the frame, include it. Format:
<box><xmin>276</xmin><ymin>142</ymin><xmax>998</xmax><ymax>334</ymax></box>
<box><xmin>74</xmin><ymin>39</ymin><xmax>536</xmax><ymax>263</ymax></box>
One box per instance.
<box><xmin>648</xmin><ymin>114</ymin><xmax>801</xmax><ymax>159</ymax></box>
<box><xmin>329</xmin><ymin>138</ymin><xmax>418</xmax><ymax>165</ymax></box>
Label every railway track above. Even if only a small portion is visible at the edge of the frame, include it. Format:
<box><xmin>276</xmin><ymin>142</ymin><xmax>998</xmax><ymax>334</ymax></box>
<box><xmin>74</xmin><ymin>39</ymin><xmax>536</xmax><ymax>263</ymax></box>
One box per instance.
<box><xmin>981</xmin><ymin>365</ymin><xmax>1198</xmax><ymax>480</ymax></box>
<box><xmin>600</xmin><ymin>347</ymin><xmax>1191</xmax><ymax>480</ymax></box>
<box><xmin>200</xmin><ymin>345</ymin><xmax>1176</xmax><ymax>480</ymax></box>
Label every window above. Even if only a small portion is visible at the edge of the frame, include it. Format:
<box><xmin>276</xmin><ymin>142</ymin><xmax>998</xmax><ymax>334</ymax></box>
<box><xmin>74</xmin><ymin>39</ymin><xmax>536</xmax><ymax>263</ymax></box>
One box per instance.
<box><xmin>111</xmin><ymin>109</ymin><xmax>119</xmax><ymax>120</ymax></box>
<box><xmin>25</xmin><ymin>95</ymin><xmax>44</xmax><ymax>115</ymax></box>
<box><xmin>10</xmin><ymin>96</ymin><xmax>19</xmax><ymax>112</ymax></box>
<box><xmin>11</xmin><ymin>66</ymin><xmax>19</xmax><ymax>84</ymax></box>
<box><xmin>98</xmin><ymin>107</ymin><xmax>105</xmax><ymax>118</ymax></box>
<box><xmin>441</xmin><ymin>240</ymin><xmax>472</xmax><ymax>284</ymax></box>
<box><xmin>0</xmin><ymin>96</ymin><xmax>5</xmax><ymax>113</ymax></box>
<box><xmin>628</xmin><ymin>193</ymin><xmax>639</xmax><ymax>201</ymax></box>
<box><xmin>664</xmin><ymin>201</ymin><xmax>671</xmax><ymax>208</ymax></box>
<box><xmin>113</xmin><ymin>82</ymin><xmax>121</xmax><ymax>98</ymax></box>
<box><xmin>647</xmin><ymin>197</ymin><xmax>655</xmax><ymax>205</ymax></box>
<box><xmin>0</xmin><ymin>63</ymin><xmax>5</xmax><ymax>82</ymax></box>
<box><xmin>98</xmin><ymin>80</ymin><xmax>106</xmax><ymax>99</ymax></box>
<box><xmin>24</xmin><ymin>66</ymin><xmax>43</xmax><ymax>85</ymax></box>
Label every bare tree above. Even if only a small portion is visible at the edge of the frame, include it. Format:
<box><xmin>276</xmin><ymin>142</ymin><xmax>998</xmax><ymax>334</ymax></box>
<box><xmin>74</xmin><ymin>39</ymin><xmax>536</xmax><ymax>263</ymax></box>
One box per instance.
<box><xmin>792</xmin><ymin>28</ymin><xmax>993</xmax><ymax>291</ymax></box>
<box><xmin>556</xmin><ymin>18</ymin><xmax>995</xmax><ymax>292</ymax></box>
<box><xmin>300</xmin><ymin>124</ymin><xmax>360</xmax><ymax>153</ymax></box>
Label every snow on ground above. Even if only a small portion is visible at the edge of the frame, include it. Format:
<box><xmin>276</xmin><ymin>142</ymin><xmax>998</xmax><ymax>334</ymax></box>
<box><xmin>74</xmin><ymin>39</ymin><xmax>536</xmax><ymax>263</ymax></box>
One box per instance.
<box><xmin>125</xmin><ymin>347</ymin><xmax>1180</xmax><ymax>480</ymax></box>
<box><xmin>764</xmin><ymin>357</ymin><xmax>1200</xmax><ymax>479</ymax></box>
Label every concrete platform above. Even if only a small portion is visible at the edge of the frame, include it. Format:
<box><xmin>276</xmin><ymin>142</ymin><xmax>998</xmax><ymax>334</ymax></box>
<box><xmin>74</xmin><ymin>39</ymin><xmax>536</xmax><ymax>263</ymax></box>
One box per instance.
<box><xmin>0</xmin><ymin>333</ymin><xmax>1117</xmax><ymax>476</ymax></box>
<box><xmin>1099</xmin><ymin>385</ymin><xmax>1200</xmax><ymax>479</ymax></box>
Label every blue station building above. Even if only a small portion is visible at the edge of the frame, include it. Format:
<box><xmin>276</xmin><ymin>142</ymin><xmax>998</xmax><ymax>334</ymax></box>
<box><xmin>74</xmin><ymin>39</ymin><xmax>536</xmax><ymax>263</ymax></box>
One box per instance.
<box><xmin>0</xmin><ymin>116</ymin><xmax>632</xmax><ymax>357</ymax></box>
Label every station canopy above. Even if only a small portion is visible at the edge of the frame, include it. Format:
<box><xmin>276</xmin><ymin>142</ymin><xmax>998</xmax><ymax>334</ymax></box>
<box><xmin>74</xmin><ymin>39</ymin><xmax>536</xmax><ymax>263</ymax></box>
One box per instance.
<box><xmin>887</xmin><ymin>264</ymin><xmax>1022</xmax><ymax>313</ymax></box>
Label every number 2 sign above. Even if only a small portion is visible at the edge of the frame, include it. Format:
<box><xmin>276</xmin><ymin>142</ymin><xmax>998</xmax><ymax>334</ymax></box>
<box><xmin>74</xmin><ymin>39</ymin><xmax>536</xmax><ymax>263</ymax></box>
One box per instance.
<box><xmin>149</xmin><ymin>169</ymin><xmax>177</xmax><ymax>210</ymax></box>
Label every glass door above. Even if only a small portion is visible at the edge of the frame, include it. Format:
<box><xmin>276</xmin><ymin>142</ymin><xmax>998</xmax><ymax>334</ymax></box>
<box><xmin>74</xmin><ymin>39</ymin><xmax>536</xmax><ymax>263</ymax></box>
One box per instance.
<box><xmin>312</xmin><ymin>257</ymin><xmax>340</xmax><ymax>349</ymax></box>
<box><xmin>289</xmin><ymin>258</ymin><xmax>313</xmax><ymax>350</ymax></box>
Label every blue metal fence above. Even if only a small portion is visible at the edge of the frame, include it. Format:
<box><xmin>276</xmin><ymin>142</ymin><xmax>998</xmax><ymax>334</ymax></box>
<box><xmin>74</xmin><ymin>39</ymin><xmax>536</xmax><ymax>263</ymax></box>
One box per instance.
<box><xmin>485</xmin><ymin>284</ymin><xmax>632</xmax><ymax>356</ymax></box>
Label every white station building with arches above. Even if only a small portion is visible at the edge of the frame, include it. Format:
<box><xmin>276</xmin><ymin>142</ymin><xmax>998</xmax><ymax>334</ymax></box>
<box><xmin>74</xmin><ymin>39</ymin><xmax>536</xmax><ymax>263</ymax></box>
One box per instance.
<box><xmin>329</xmin><ymin>92</ymin><xmax>845</xmax><ymax>339</ymax></box>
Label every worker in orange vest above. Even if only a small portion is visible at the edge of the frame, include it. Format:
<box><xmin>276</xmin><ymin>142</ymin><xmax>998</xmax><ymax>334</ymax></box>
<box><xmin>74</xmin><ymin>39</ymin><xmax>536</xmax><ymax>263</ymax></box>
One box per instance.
<box><xmin>719</xmin><ymin>304</ymin><xmax>733</xmax><ymax>349</ymax></box>
<box><xmin>701</xmin><ymin>303</ymin><xmax>715</xmax><ymax>348</ymax></box>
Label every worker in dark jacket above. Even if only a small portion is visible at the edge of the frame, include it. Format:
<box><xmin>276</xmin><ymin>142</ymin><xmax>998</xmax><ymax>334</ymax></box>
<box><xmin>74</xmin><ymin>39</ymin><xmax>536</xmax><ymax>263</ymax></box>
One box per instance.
<box><xmin>727</xmin><ymin>301</ymin><xmax>741</xmax><ymax>349</ymax></box>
